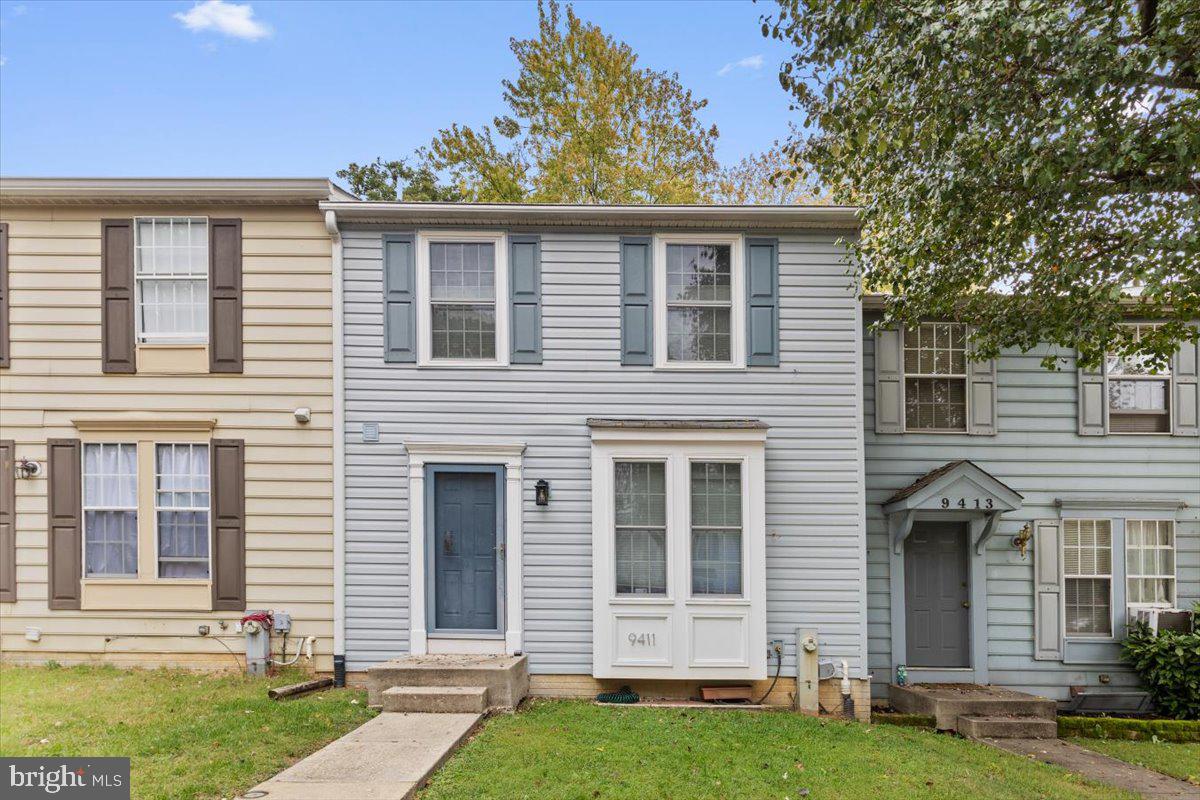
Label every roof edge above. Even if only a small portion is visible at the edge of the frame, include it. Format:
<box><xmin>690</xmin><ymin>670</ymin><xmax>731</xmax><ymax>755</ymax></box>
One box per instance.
<box><xmin>0</xmin><ymin>177</ymin><xmax>352</xmax><ymax>205</ymax></box>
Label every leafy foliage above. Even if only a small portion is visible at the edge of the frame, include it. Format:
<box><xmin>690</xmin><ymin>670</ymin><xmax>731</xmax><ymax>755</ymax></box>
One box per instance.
<box><xmin>1060</xmin><ymin>715</ymin><xmax>1200</xmax><ymax>743</ymax></box>
<box><xmin>337</xmin><ymin>157</ymin><xmax>463</xmax><ymax>202</ymax></box>
<box><xmin>1122</xmin><ymin>621</ymin><xmax>1200</xmax><ymax>720</ymax></box>
<box><xmin>712</xmin><ymin>141</ymin><xmax>828</xmax><ymax>205</ymax></box>
<box><xmin>765</xmin><ymin>1</ymin><xmax>1199</xmax><ymax>369</ymax></box>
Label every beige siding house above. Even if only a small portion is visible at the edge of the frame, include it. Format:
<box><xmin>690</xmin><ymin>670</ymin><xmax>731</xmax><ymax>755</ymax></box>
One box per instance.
<box><xmin>0</xmin><ymin>178</ymin><xmax>343</xmax><ymax>670</ymax></box>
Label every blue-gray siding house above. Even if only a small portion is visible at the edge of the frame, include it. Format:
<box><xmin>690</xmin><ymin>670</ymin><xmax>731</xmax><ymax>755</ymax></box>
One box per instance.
<box><xmin>324</xmin><ymin>202</ymin><xmax>871</xmax><ymax>707</ymax></box>
<box><xmin>864</xmin><ymin>303</ymin><xmax>1200</xmax><ymax>704</ymax></box>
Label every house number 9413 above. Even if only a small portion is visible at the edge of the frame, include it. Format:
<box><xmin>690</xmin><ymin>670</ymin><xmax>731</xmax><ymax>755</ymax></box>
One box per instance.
<box><xmin>940</xmin><ymin>497</ymin><xmax>993</xmax><ymax>509</ymax></box>
<box><xmin>628</xmin><ymin>632</ymin><xmax>656</xmax><ymax>647</ymax></box>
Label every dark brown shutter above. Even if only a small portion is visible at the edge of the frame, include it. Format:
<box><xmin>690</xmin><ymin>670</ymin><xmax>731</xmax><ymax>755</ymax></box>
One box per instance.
<box><xmin>0</xmin><ymin>440</ymin><xmax>15</xmax><ymax>602</ymax></box>
<box><xmin>101</xmin><ymin>219</ymin><xmax>136</xmax><ymax>374</ymax></box>
<box><xmin>208</xmin><ymin>219</ymin><xmax>243</xmax><ymax>373</ymax></box>
<box><xmin>47</xmin><ymin>438</ymin><xmax>82</xmax><ymax>610</ymax></box>
<box><xmin>211</xmin><ymin>439</ymin><xmax>245</xmax><ymax>610</ymax></box>
<box><xmin>0</xmin><ymin>222</ymin><xmax>10</xmax><ymax>369</ymax></box>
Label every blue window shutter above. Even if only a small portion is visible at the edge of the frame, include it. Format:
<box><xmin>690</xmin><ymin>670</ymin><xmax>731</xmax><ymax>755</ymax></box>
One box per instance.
<box><xmin>510</xmin><ymin>235</ymin><xmax>542</xmax><ymax>364</ymax></box>
<box><xmin>620</xmin><ymin>237</ymin><xmax>653</xmax><ymax>365</ymax></box>
<box><xmin>383</xmin><ymin>234</ymin><xmax>416</xmax><ymax>363</ymax></box>
<box><xmin>745</xmin><ymin>238</ymin><xmax>780</xmax><ymax>366</ymax></box>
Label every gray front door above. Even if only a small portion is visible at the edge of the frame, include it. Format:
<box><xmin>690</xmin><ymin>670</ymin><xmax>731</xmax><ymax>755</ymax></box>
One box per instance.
<box><xmin>432</xmin><ymin>470</ymin><xmax>500</xmax><ymax>631</ymax></box>
<box><xmin>904</xmin><ymin>522</ymin><xmax>969</xmax><ymax>667</ymax></box>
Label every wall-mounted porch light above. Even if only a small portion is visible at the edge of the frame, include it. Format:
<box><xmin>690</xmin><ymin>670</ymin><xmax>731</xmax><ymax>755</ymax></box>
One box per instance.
<box><xmin>1012</xmin><ymin>523</ymin><xmax>1032</xmax><ymax>559</ymax></box>
<box><xmin>535</xmin><ymin>479</ymin><xmax>551</xmax><ymax>506</ymax></box>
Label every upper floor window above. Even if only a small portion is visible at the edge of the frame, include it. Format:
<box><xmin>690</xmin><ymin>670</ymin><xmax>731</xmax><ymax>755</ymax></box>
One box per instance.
<box><xmin>653</xmin><ymin>235</ymin><xmax>744</xmax><ymax>368</ymax></box>
<box><xmin>417</xmin><ymin>231</ymin><xmax>509</xmax><ymax>366</ymax></box>
<box><xmin>1063</xmin><ymin>518</ymin><xmax>1112</xmax><ymax>637</ymax></box>
<box><xmin>904</xmin><ymin>322</ymin><xmax>967</xmax><ymax>432</ymax></box>
<box><xmin>134</xmin><ymin>217</ymin><xmax>208</xmax><ymax>344</ymax></box>
<box><xmin>1126</xmin><ymin>519</ymin><xmax>1175</xmax><ymax>608</ymax></box>
<box><xmin>1107</xmin><ymin>323</ymin><xmax>1170</xmax><ymax>433</ymax></box>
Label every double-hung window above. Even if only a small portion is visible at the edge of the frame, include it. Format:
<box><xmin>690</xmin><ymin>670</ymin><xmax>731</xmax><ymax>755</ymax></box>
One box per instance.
<box><xmin>1063</xmin><ymin>519</ymin><xmax>1113</xmax><ymax>637</ymax></box>
<box><xmin>1126</xmin><ymin>519</ymin><xmax>1175</xmax><ymax>608</ymax></box>
<box><xmin>690</xmin><ymin>462</ymin><xmax>742</xmax><ymax>595</ymax></box>
<box><xmin>654</xmin><ymin>235</ymin><xmax>744</xmax><ymax>368</ymax></box>
<box><xmin>904</xmin><ymin>322</ymin><xmax>968</xmax><ymax>432</ymax></box>
<box><xmin>1107</xmin><ymin>323</ymin><xmax>1170</xmax><ymax>433</ymax></box>
<box><xmin>614</xmin><ymin>461</ymin><xmax>668</xmax><ymax>595</ymax></box>
<box><xmin>134</xmin><ymin>217</ymin><xmax>209</xmax><ymax>343</ymax></box>
<box><xmin>418</xmin><ymin>231</ymin><xmax>508</xmax><ymax>366</ymax></box>
<box><xmin>155</xmin><ymin>443</ymin><xmax>211</xmax><ymax>579</ymax></box>
<box><xmin>83</xmin><ymin>443</ymin><xmax>139</xmax><ymax>577</ymax></box>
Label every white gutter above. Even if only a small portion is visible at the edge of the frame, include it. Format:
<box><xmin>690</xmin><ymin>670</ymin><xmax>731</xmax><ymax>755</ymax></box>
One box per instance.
<box><xmin>325</xmin><ymin>209</ymin><xmax>347</xmax><ymax>684</ymax></box>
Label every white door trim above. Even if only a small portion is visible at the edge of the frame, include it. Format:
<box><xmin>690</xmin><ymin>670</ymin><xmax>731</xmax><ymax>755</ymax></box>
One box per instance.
<box><xmin>405</xmin><ymin>442</ymin><xmax>526</xmax><ymax>656</ymax></box>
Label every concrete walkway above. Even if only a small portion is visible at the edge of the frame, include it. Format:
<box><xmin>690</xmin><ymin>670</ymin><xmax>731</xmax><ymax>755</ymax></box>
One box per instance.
<box><xmin>239</xmin><ymin>712</ymin><xmax>480</xmax><ymax>800</ymax></box>
<box><xmin>982</xmin><ymin>737</ymin><xmax>1199</xmax><ymax>800</ymax></box>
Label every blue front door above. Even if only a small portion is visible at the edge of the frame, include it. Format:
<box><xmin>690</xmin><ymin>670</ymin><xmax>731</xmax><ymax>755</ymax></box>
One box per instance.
<box><xmin>432</xmin><ymin>469</ymin><xmax>500</xmax><ymax>631</ymax></box>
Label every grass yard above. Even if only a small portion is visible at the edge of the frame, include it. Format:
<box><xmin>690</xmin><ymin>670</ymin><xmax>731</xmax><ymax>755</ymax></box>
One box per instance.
<box><xmin>1068</xmin><ymin>737</ymin><xmax>1200</xmax><ymax>785</ymax></box>
<box><xmin>0</xmin><ymin>664</ymin><xmax>376</xmax><ymax>800</ymax></box>
<box><xmin>418</xmin><ymin>700</ymin><xmax>1133</xmax><ymax>800</ymax></box>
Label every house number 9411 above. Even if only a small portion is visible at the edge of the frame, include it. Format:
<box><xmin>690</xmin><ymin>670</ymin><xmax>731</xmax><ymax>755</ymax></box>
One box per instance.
<box><xmin>940</xmin><ymin>497</ymin><xmax>994</xmax><ymax>509</ymax></box>
<box><xmin>628</xmin><ymin>633</ymin><xmax>656</xmax><ymax>647</ymax></box>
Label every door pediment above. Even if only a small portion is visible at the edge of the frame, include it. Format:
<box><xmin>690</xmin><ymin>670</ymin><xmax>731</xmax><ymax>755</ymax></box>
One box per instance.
<box><xmin>884</xmin><ymin>461</ymin><xmax>1023</xmax><ymax>555</ymax></box>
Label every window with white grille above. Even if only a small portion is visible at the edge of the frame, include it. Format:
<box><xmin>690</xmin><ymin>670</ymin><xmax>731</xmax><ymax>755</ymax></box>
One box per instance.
<box><xmin>1063</xmin><ymin>519</ymin><xmax>1112</xmax><ymax>636</ymax></box>
<box><xmin>1126</xmin><ymin>519</ymin><xmax>1175</xmax><ymax>608</ymax></box>
<box><xmin>904</xmin><ymin>322</ymin><xmax>968</xmax><ymax>431</ymax></box>
<box><xmin>155</xmin><ymin>443</ymin><xmax>211</xmax><ymax>579</ymax></box>
<box><xmin>1106</xmin><ymin>323</ymin><xmax>1170</xmax><ymax>433</ymax></box>
<box><xmin>690</xmin><ymin>461</ymin><xmax>743</xmax><ymax>595</ymax></box>
<box><xmin>614</xmin><ymin>461</ymin><xmax>668</xmax><ymax>596</ymax></box>
<box><xmin>665</xmin><ymin>244</ymin><xmax>733</xmax><ymax>363</ymax></box>
<box><xmin>83</xmin><ymin>442</ymin><xmax>139</xmax><ymax>577</ymax></box>
<box><xmin>135</xmin><ymin>217</ymin><xmax>209</xmax><ymax>343</ymax></box>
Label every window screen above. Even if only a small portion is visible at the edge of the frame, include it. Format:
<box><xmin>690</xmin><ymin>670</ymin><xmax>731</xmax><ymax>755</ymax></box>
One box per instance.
<box><xmin>614</xmin><ymin>461</ymin><xmax>667</xmax><ymax>595</ymax></box>
<box><xmin>690</xmin><ymin>461</ymin><xmax>742</xmax><ymax>595</ymax></box>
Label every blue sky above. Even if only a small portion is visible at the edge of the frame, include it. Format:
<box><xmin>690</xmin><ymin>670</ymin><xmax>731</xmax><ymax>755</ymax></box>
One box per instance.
<box><xmin>0</xmin><ymin>0</ymin><xmax>800</xmax><ymax>180</ymax></box>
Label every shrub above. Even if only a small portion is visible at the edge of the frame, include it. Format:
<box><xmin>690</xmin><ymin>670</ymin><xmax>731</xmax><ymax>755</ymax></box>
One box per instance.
<box><xmin>1121</xmin><ymin>620</ymin><xmax>1200</xmax><ymax>720</ymax></box>
<box><xmin>1058</xmin><ymin>716</ymin><xmax>1200</xmax><ymax>743</ymax></box>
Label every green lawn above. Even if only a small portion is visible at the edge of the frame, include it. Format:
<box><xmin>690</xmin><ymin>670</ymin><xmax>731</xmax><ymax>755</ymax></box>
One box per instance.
<box><xmin>0</xmin><ymin>664</ymin><xmax>376</xmax><ymax>800</ymax></box>
<box><xmin>1068</xmin><ymin>737</ymin><xmax>1200</xmax><ymax>785</ymax></box>
<box><xmin>418</xmin><ymin>700</ymin><xmax>1133</xmax><ymax>800</ymax></box>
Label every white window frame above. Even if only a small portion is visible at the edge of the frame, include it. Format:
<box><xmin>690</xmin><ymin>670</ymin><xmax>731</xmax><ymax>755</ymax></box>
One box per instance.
<box><xmin>1125</xmin><ymin>519</ymin><xmax>1176</xmax><ymax>610</ymax></box>
<box><xmin>153</xmin><ymin>442</ymin><xmax>212</xmax><ymax>581</ymax></box>
<box><xmin>902</xmin><ymin>321</ymin><xmax>970</xmax><ymax>433</ymax></box>
<box><xmin>81</xmin><ymin>442</ymin><xmax>139</xmax><ymax>578</ymax></box>
<box><xmin>1105</xmin><ymin>322</ymin><xmax>1173</xmax><ymax>435</ymax></box>
<box><xmin>613</xmin><ymin>458</ymin><xmax>671</xmax><ymax>598</ymax></box>
<box><xmin>591</xmin><ymin>425</ymin><xmax>766</xmax><ymax>680</ymax></box>
<box><xmin>1061</xmin><ymin>518</ymin><xmax>1114</xmax><ymax>639</ymax></box>
<box><xmin>652</xmin><ymin>233</ymin><xmax>745</xmax><ymax>370</ymax></box>
<box><xmin>415</xmin><ymin>230</ymin><xmax>510</xmax><ymax>367</ymax></box>
<box><xmin>686</xmin><ymin>458</ymin><xmax>746</xmax><ymax>599</ymax></box>
<box><xmin>133</xmin><ymin>216</ymin><xmax>209</xmax><ymax>345</ymax></box>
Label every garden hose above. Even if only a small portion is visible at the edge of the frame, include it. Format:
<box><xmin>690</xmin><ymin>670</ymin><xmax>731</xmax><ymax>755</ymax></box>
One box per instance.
<box><xmin>596</xmin><ymin>686</ymin><xmax>640</xmax><ymax>704</ymax></box>
<box><xmin>754</xmin><ymin>645</ymin><xmax>783</xmax><ymax>705</ymax></box>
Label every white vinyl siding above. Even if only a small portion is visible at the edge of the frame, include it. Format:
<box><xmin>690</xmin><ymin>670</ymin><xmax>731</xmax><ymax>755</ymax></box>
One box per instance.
<box><xmin>1063</xmin><ymin>519</ymin><xmax>1113</xmax><ymax>637</ymax></box>
<box><xmin>1126</xmin><ymin>519</ymin><xmax>1176</xmax><ymax>608</ymax></box>
<box><xmin>155</xmin><ymin>443</ymin><xmax>211</xmax><ymax>579</ymax></box>
<box><xmin>134</xmin><ymin>217</ymin><xmax>208</xmax><ymax>343</ymax></box>
<box><xmin>904</xmin><ymin>322</ymin><xmax>967</xmax><ymax>432</ymax></box>
<box><xmin>83</xmin><ymin>443</ymin><xmax>139</xmax><ymax>577</ymax></box>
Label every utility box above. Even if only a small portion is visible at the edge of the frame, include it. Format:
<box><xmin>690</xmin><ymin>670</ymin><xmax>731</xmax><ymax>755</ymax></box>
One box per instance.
<box><xmin>272</xmin><ymin>612</ymin><xmax>292</xmax><ymax>635</ymax></box>
<box><xmin>243</xmin><ymin>610</ymin><xmax>271</xmax><ymax>676</ymax></box>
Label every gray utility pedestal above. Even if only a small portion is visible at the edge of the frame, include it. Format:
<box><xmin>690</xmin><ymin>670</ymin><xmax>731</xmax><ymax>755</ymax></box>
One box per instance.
<box><xmin>366</xmin><ymin>654</ymin><xmax>529</xmax><ymax>713</ymax></box>
<box><xmin>889</xmin><ymin>683</ymin><xmax>1058</xmax><ymax>739</ymax></box>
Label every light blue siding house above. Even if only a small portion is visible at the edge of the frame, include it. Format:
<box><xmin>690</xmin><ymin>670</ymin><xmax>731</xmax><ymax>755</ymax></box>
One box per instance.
<box><xmin>322</xmin><ymin>202</ymin><xmax>872</xmax><ymax>709</ymax></box>
<box><xmin>864</xmin><ymin>304</ymin><xmax>1200</xmax><ymax>706</ymax></box>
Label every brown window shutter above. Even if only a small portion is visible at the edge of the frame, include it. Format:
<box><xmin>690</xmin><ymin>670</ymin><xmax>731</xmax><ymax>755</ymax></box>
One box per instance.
<box><xmin>101</xmin><ymin>219</ymin><xmax>136</xmax><ymax>373</ymax></box>
<box><xmin>47</xmin><ymin>438</ymin><xmax>82</xmax><ymax>610</ymax></box>
<box><xmin>1</xmin><ymin>222</ymin><xmax>10</xmax><ymax>368</ymax></box>
<box><xmin>209</xmin><ymin>219</ymin><xmax>243</xmax><ymax>373</ymax></box>
<box><xmin>0</xmin><ymin>440</ymin><xmax>15</xmax><ymax>602</ymax></box>
<box><xmin>211</xmin><ymin>439</ymin><xmax>245</xmax><ymax>610</ymax></box>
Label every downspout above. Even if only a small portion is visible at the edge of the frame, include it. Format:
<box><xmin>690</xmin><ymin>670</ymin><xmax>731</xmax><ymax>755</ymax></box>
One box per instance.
<box><xmin>326</xmin><ymin>208</ymin><xmax>347</xmax><ymax>687</ymax></box>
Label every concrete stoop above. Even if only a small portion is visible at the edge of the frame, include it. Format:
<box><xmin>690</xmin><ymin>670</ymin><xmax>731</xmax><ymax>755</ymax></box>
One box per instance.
<box><xmin>367</xmin><ymin>654</ymin><xmax>529</xmax><ymax>712</ymax></box>
<box><xmin>888</xmin><ymin>683</ymin><xmax>1057</xmax><ymax>736</ymax></box>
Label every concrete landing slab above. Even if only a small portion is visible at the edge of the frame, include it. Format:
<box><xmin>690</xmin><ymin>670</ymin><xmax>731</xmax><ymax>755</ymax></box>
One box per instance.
<box><xmin>240</xmin><ymin>712</ymin><xmax>480</xmax><ymax>800</ymax></box>
<box><xmin>983</xmin><ymin>737</ymin><xmax>1199</xmax><ymax>800</ymax></box>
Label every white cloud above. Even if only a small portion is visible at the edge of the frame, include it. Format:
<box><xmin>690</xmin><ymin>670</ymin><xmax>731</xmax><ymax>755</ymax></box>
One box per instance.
<box><xmin>0</xmin><ymin>55</ymin><xmax>6</xmax><ymax>67</ymax></box>
<box><xmin>717</xmin><ymin>54</ymin><xmax>764</xmax><ymax>77</ymax></box>
<box><xmin>174</xmin><ymin>0</ymin><xmax>272</xmax><ymax>41</ymax></box>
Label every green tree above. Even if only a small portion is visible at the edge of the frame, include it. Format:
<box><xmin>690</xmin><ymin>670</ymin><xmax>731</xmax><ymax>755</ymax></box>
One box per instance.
<box><xmin>336</xmin><ymin>157</ymin><xmax>462</xmax><ymax>202</ymax></box>
<box><xmin>712</xmin><ymin>140</ymin><xmax>828</xmax><ymax>205</ymax></box>
<box><xmin>345</xmin><ymin>0</ymin><xmax>719</xmax><ymax>204</ymax></box>
<box><xmin>765</xmin><ymin>0</ymin><xmax>1199</xmax><ymax>368</ymax></box>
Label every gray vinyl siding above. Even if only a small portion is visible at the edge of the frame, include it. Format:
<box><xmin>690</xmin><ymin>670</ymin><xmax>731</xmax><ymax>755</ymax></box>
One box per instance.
<box><xmin>863</xmin><ymin>316</ymin><xmax>1200</xmax><ymax>699</ymax></box>
<box><xmin>343</xmin><ymin>227</ymin><xmax>866</xmax><ymax>675</ymax></box>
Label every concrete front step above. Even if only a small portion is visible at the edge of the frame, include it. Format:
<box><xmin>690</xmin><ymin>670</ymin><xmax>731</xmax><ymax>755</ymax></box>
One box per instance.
<box><xmin>367</xmin><ymin>654</ymin><xmax>529</xmax><ymax>710</ymax></box>
<box><xmin>889</xmin><ymin>684</ymin><xmax>1057</xmax><ymax>731</ymax></box>
<box><xmin>956</xmin><ymin>714</ymin><xmax>1058</xmax><ymax>739</ymax></box>
<box><xmin>382</xmin><ymin>686</ymin><xmax>489</xmax><ymax>714</ymax></box>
